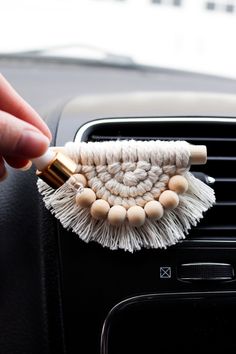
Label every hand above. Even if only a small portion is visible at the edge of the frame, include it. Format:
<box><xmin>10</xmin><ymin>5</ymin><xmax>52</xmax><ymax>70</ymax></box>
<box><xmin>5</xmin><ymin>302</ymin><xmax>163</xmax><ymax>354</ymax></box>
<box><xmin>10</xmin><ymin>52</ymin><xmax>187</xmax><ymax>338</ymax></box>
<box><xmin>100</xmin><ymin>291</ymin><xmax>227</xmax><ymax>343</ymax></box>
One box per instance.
<box><xmin>0</xmin><ymin>74</ymin><xmax>51</xmax><ymax>180</ymax></box>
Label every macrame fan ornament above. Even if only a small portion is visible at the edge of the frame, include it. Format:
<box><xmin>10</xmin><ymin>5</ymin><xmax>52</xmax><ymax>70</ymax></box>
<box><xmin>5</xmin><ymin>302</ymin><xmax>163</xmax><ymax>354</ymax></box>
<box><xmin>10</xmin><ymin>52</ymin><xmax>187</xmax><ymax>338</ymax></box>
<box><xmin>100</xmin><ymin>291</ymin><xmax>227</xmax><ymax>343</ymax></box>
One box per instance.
<box><xmin>37</xmin><ymin>140</ymin><xmax>215</xmax><ymax>252</ymax></box>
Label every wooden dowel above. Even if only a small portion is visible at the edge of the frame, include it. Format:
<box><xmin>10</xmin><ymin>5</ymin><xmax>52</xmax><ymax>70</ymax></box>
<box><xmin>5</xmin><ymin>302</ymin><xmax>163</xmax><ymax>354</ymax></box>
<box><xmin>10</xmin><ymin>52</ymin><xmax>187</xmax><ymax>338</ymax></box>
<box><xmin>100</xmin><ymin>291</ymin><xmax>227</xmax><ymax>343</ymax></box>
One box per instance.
<box><xmin>188</xmin><ymin>144</ymin><xmax>207</xmax><ymax>165</ymax></box>
<box><xmin>51</xmin><ymin>143</ymin><xmax>207</xmax><ymax>165</ymax></box>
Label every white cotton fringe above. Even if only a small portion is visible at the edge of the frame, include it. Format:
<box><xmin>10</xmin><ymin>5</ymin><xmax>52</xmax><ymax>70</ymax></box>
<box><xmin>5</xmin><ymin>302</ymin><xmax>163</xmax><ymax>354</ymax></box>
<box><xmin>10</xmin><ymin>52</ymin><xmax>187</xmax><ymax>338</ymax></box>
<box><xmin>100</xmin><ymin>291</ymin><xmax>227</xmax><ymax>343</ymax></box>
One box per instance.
<box><xmin>37</xmin><ymin>171</ymin><xmax>215</xmax><ymax>252</ymax></box>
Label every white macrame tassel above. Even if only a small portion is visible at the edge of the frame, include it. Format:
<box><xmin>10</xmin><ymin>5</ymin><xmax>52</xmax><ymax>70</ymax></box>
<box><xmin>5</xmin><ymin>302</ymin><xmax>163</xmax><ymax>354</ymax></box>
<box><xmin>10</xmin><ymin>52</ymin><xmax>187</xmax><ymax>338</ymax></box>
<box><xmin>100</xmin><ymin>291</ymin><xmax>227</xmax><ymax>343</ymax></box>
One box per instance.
<box><xmin>37</xmin><ymin>170</ymin><xmax>215</xmax><ymax>252</ymax></box>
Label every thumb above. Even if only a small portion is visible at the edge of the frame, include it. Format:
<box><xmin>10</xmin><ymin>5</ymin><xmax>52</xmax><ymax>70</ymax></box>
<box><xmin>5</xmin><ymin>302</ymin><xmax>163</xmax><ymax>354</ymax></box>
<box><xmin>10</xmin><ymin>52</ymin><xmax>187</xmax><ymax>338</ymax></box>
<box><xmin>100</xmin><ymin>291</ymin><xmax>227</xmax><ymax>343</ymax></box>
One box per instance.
<box><xmin>0</xmin><ymin>110</ymin><xmax>50</xmax><ymax>158</ymax></box>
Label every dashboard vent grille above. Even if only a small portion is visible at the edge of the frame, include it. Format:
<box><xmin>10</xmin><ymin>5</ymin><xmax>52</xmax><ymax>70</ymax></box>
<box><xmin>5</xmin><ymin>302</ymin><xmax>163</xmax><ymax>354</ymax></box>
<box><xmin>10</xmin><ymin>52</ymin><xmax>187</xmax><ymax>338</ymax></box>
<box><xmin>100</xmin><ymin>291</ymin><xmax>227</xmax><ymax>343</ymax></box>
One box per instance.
<box><xmin>77</xmin><ymin>117</ymin><xmax>236</xmax><ymax>243</ymax></box>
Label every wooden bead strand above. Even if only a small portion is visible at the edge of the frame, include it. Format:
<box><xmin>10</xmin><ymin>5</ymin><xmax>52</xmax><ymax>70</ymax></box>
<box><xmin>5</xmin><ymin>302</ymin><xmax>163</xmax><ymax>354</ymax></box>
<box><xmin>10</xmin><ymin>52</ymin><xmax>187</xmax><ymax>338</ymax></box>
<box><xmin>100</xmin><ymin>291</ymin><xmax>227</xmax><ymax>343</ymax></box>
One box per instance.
<box><xmin>108</xmin><ymin>205</ymin><xmax>127</xmax><ymax>226</ymax></box>
<box><xmin>69</xmin><ymin>173</ymin><xmax>87</xmax><ymax>189</ymax></box>
<box><xmin>144</xmin><ymin>201</ymin><xmax>164</xmax><ymax>220</ymax></box>
<box><xmin>159</xmin><ymin>190</ymin><xmax>179</xmax><ymax>210</ymax></box>
<box><xmin>74</xmin><ymin>173</ymin><xmax>87</xmax><ymax>187</ymax></box>
<box><xmin>74</xmin><ymin>173</ymin><xmax>189</xmax><ymax>224</ymax></box>
<box><xmin>90</xmin><ymin>199</ymin><xmax>110</xmax><ymax>220</ymax></box>
<box><xmin>76</xmin><ymin>188</ymin><xmax>96</xmax><ymax>208</ymax></box>
<box><xmin>127</xmin><ymin>206</ymin><xmax>146</xmax><ymax>227</ymax></box>
<box><xmin>168</xmin><ymin>175</ymin><xmax>188</xmax><ymax>194</ymax></box>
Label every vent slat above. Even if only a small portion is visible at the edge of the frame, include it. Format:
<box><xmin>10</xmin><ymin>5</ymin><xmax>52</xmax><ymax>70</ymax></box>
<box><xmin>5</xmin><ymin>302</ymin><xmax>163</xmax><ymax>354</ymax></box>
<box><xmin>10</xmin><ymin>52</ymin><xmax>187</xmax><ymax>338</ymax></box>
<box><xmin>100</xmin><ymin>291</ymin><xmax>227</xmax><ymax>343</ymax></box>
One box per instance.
<box><xmin>193</xmin><ymin>160</ymin><xmax>236</xmax><ymax>178</ymax></box>
<box><xmin>201</xmin><ymin>226</ymin><xmax>236</xmax><ymax>231</ymax></box>
<box><xmin>208</xmin><ymin>157</ymin><xmax>236</xmax><ymax>161</ymax></box>
<box><xmin>216</xmin><ymin>178</ymin><xmax>236</xmax><ymax>182</ymax></box>
<box><xmin>91</xmin><ymin>135</ymin><xmax>236</xmax><ymax>157</ymax></box>
<box><xmin>91</xmin><ymin>135</ymin><xmax>236</xmax><ymax>142</ymax></box>
<box><xmin>197</xmin><ymin>205</ymin><xmax>235</xmax><ymax>225</ymax></box>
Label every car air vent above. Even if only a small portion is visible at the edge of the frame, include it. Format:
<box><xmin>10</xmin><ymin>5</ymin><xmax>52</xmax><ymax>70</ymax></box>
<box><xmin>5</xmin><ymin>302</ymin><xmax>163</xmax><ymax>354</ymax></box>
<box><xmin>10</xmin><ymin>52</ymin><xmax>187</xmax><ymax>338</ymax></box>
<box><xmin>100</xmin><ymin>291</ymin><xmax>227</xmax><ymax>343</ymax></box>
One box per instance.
<box><xmin>75</xmin><ymin>117</ymin><xmax>236</xmax><ymax>243</ymax></box>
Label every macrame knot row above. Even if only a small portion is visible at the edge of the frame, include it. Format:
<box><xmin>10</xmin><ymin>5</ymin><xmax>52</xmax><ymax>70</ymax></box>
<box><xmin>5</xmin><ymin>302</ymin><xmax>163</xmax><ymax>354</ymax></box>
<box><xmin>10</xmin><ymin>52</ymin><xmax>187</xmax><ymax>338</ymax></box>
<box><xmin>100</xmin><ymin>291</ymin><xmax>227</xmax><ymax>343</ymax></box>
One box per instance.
<box><xmin>65</xmin><ymin>140</ymin><xmax>191</xmax><ymax>210</ymax></box>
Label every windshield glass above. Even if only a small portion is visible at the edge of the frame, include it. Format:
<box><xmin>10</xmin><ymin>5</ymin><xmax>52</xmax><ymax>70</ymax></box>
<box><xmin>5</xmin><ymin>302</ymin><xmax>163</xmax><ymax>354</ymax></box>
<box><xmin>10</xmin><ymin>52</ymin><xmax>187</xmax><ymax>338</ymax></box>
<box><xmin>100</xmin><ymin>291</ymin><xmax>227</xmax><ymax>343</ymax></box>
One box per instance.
<box><xmin>1</xmin><ymin>0</ymin><xmax>236</xmax><ymax>79</ymax></box>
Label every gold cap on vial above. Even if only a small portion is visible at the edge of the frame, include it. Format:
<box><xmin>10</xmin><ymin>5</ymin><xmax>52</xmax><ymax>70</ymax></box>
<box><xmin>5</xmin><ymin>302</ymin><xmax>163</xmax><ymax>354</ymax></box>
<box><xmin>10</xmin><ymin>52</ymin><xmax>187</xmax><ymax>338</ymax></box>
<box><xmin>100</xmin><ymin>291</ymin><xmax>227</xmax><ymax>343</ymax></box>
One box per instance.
<box><xmin>36</xmin><ymin>152</ymin><xmax>77</xmax><ymax>189</ymax></box>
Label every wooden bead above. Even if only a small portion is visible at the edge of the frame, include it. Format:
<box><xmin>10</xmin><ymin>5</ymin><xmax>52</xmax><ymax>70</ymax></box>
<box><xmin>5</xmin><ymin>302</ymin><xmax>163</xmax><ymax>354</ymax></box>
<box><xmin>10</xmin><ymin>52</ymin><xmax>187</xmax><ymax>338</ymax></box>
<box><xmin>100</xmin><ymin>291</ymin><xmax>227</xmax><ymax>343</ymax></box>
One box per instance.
<box><xmin>127</xmin><ymin>206</ymin><xmax>146</xmax><ymax>227</ymax></box>
<box><xmin>70</xmin><ymin>173</ymin><xmax>87</xmax><ymax>188</ymax></box>
<box><xmin>168</xmin><ymin>175</ymin><xmax>188</xmax><ymax>194</ymax></box>
<box><xmin>144</xmin><ymin>201</ymin><xmax>164</xmax><ymax>220</ymax></box>
<box><xmin>75</xmin><ymin>188</ymin><xmax>96</xmax><ymax>207</ymax></box>
<box><xmin>90</xmin><ymin>199</ymin><xmax>110</xmax><ymax>220</ymax></box>
<box><xmin>108</xmin><ymin>205</ymin><xmax>127</xmax><ymax>226</ymax></box>
<box><xmin>75</xmin><ymin>173</ymin><xmax>87</xmax><ymax>187</ymax></box>
<box><xmin>159</xmin><ymin>190</ymin><xmax>179</xmax><ymax>210</ymax></box>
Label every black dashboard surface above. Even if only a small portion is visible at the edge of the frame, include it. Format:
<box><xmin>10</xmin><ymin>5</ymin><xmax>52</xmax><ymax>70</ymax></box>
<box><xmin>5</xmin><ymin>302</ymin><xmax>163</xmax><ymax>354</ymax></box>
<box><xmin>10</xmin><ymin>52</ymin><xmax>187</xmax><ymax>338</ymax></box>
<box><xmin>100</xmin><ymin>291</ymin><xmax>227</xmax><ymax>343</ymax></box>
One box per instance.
<box><xmin>1</xmin><ymin>58</ymin><xmax>236</xmax><ymax>354</ymax></box>
<box><xmin>1</xmin><ymin>57</ymin><xmax>236</xmax><ymax>116</ymax></box>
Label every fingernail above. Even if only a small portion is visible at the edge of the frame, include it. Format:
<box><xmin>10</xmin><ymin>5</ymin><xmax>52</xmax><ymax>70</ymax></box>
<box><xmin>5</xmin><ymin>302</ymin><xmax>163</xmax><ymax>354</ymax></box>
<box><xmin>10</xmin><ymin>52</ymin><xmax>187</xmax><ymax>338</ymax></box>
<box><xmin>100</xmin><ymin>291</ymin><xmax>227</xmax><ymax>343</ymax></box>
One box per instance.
<box><xmin>21</xmin><ymin>130</ymin><xmax>50</xmax><ymax>157</ymax></box>
<box><xmin>20</xmin><ymin>160</ymin><xmax>32</xmax><ymax>171</ymax></box>
<box><xmin>0</xmin><ymin>170</ymin><xmax>8</xmax><ymax>182</ymax></box>
<box><xmin>25</xmin><ymin>130</ymin><xmax>50</xmax><ymax>146</ymax></box>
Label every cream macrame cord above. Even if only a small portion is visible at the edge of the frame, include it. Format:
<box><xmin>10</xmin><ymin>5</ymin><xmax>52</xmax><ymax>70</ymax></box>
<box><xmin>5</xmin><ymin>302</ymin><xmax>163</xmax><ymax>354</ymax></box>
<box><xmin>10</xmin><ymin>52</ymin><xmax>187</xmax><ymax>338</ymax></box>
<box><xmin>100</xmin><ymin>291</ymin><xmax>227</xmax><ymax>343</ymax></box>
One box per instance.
<box><xmin>37</xmin><ymin>140</ymin><xmax>215</xmax><ymax>252</ymax></box>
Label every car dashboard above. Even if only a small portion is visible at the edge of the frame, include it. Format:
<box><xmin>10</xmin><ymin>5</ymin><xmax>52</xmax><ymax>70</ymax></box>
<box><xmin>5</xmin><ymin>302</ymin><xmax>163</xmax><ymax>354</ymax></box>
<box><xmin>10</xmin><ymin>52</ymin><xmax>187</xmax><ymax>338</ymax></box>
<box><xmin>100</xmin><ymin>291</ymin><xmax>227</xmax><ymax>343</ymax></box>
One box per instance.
<box><xmin>1</xmin><ymin>57</ymin><xmax>236</xmax><ymax>354</ymax></box>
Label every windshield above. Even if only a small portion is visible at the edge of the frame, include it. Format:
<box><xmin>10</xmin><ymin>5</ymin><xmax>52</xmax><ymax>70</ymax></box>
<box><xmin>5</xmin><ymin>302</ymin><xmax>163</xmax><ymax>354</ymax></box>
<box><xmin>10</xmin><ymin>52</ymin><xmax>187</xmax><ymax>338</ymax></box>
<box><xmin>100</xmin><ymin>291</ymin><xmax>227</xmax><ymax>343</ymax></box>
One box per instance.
<box><xmin>1</xmin><ymin>0</ymin><xmax>236</xmax><ymax>79</ymax></box>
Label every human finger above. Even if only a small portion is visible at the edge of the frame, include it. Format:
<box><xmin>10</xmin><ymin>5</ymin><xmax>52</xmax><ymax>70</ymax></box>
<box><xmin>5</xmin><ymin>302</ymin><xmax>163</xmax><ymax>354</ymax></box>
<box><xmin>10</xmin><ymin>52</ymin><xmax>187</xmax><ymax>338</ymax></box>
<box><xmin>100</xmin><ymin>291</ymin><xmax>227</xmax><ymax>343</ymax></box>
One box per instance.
<box><xmin>0</xmin><ymin>74</ymin><xmax>51</xmax><ymax>140</ymax></box>
<box><xmin>0</xmin><ymin>156</ymin><xmax>7</xmax><ymax>181</ymax></box>
<box><xmin>3</xmin><ymin>156</ymin><xmax>32</xmax><ymax>169</ymax></box>
<box><xmin>0</xmin><ymin>110</ymin><xmax>49</xmax><ymax>158</ymax></box>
